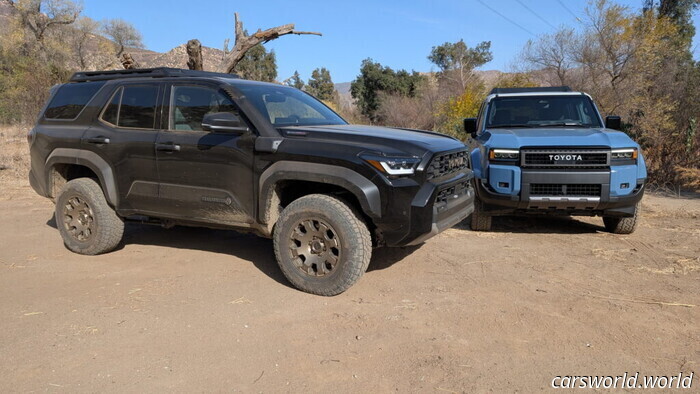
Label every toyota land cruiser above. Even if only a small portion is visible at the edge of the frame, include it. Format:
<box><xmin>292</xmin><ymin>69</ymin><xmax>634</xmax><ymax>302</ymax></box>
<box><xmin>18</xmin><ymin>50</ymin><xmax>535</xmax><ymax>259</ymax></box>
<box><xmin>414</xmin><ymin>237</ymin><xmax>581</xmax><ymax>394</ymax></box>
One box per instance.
<box><xmin>465</xmin><ymin>86</ymin><xmax>646</xmax><ymax>233</ymax></box>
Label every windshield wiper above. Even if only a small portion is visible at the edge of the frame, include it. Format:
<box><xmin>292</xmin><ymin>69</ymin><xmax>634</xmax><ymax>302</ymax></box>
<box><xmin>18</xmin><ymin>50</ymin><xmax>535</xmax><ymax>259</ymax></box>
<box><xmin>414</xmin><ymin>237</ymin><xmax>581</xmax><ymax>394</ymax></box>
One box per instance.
<box><xmin>487</xmin><ymin>124</ymin><xmax>537</xmax><ymax>129</ymax></box>
<box><xmin>534</xmin><ymin>122</ymin><xmax>590</xmax><ymax>128</ymax></box>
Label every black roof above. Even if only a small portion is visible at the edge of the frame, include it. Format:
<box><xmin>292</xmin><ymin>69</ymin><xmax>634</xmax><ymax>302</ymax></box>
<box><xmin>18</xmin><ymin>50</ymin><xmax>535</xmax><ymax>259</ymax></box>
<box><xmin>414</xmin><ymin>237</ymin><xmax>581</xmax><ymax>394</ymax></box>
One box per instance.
<box><xmin>489</xmin><ymin>86</ymin><xmax>572</xmax><ymax>94</ymax></box>
<box><xmin>69</xmin><ymin>67</ymin><xmax>240</xmax><ymax>83</ymax></box>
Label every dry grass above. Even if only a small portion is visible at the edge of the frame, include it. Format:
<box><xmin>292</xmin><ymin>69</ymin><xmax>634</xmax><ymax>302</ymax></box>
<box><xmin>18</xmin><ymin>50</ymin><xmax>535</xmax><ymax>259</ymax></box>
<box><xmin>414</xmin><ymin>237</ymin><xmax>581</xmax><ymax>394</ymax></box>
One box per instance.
<box><xmin>0</xmin><ymin>124</ymin><xmax>31</xmax><ymax>185</ymax></box>
<box><xmin>634</xmin><ymin>257</ymin><xmax>700</xmax><ymax>276</ymax></box>
<box><xmin>675</xmin><ymin>167</ymin><xmax>700</xmax><ymax>193</ymax></box>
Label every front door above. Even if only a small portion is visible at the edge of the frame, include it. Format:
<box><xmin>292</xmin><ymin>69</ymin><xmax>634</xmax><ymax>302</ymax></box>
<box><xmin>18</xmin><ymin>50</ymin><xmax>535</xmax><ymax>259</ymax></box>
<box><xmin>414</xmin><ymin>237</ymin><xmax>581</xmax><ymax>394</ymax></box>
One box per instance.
<box><xmin>154</xmin><ymin>82</ymin><xmax>256</xmax><ymax>225</ymax></box>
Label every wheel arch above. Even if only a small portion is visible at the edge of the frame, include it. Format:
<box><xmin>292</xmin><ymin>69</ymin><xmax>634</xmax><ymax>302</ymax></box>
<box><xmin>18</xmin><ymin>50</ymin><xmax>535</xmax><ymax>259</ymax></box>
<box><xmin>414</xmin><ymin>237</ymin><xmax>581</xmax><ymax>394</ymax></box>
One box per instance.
<box><xmin>258</xmin><ymin>162</ymin><xmax>381</xmax><ymax>231</ymax></box>
<box><xmin>45</xmin><ymin>148</ymin><xmax>118</xmax><ymax>207</ymax></box>
<box><xmin>469</xmin><ymin>147</ymin><xmax>484</xmax><ymax>179</ymax></box>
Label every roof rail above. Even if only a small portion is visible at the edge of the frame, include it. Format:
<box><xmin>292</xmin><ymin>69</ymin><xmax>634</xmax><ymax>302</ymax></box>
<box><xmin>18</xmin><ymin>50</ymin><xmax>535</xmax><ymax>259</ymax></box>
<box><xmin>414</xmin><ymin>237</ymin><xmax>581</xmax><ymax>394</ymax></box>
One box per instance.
<box><xmin>69</xmin><ymin>67</ymin><xmax>240</xmax><ymax>82</ymax></box>
<box><xmin>489</xmin><ymin>86</ymin><xmax>572</xmax><ymax>95</ymax></box>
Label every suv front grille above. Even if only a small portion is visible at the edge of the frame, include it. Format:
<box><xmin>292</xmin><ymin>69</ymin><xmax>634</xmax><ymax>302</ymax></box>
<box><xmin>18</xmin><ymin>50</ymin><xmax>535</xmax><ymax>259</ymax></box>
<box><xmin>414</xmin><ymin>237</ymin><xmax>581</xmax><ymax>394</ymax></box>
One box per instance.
<box><xmin>427</xmin><ymin>150</ymin><xmax>469</xmax><ymax>180</ymax></box>
<box><xmin>436</xmin><ymin>180</ymin><xmax>471</xmax><ymax>204</ymax></box>
<box><xmin>522</xmin><ymin>148</ymin><xmax>609</xmax><ymax>168</ymax></box>
<box><xmin>530</xmin><ymin>184</ymin><xmax>601</xmax><ymax>196</ymax></box>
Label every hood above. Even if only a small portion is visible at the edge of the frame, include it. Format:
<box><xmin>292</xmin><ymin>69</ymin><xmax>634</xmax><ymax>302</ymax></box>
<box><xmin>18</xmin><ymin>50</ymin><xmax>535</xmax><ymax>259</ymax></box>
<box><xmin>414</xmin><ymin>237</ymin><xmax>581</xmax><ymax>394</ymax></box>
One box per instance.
<box><xmin>484</xmin><ymin>127</ymin><xmax>640</xmax><ymax>149</ymax></box>
<box><xmin>279</xmin><ymin>124</ymin><xmax>465</xmax><ymax>155</ymax></box>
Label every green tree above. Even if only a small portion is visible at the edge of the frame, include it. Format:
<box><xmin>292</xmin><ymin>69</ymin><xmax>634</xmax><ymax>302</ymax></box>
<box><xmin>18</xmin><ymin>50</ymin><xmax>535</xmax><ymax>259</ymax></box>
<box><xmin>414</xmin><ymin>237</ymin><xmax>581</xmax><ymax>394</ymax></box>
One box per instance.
<box><xmin>350</xmin><ymin>58</ymin><xmax>423</xmax><ymax>122</ymax></box>
<box><xmin>286</xmin><ymin>70</ymin><xmax>304</xmax><ymax>89</ymax></box>
<box><xmin>307</xmin><ymin>67</ymin><xmax>335</xmax><ymax>101</ymax></box>
<box><xmin>0</xmin><ymin>0</ymin><xmax>80</xmax><ymax>123</ymax></box>
<box><xmin>234</xmin><ymin>43</ymin><xmax>277</xmax><ymax>82</ymax></box>
<box><xmin>428</xmin><ymin>40</ymin><xmax>493</xmax><ymax>91</ymax></box>
<box><xmin>102</xmin><ymin>18</ymin><xmax>144</xmax><ymax>57</ymax></box>
<box><xmin>645</xmin><ymin>0</ymin><xmax>700</xmax><ymax>46</ymax></box>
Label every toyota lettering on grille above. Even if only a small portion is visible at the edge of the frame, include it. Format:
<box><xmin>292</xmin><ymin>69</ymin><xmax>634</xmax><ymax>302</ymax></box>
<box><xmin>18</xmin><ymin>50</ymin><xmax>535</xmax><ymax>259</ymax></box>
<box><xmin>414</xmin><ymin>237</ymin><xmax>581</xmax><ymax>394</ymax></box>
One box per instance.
<box><xmin>549</xmin><ymin>154</ymin><xmax>583</xmax><ymax>161</ymax></box>
<box><xmin>447</xmin><ymin>156</ymin><xmax>466</xmax><ymax>169</ymax></box>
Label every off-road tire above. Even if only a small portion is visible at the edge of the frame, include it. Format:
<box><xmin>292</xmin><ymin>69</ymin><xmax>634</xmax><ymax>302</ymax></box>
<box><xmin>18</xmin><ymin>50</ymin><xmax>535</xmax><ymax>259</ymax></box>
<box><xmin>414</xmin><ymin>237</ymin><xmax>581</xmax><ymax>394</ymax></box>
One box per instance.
<box><xmin>273</xmin><ymin>194</ymin><xmax>372</xmax><ymax>296</ymax></box>
<box><xmin>470</xmin><ymin>198</ymin><xmax>492</xmax><ymax>231</ymax></box>
<box><xmin>603</xmin><ymin>202</ymin><xmax>640</xmax><ymax>234</ymax></box>
<box><xmin>55</xmin><ymin>178</ymin><xmax>124</xmax><ymax>255</ymax></box>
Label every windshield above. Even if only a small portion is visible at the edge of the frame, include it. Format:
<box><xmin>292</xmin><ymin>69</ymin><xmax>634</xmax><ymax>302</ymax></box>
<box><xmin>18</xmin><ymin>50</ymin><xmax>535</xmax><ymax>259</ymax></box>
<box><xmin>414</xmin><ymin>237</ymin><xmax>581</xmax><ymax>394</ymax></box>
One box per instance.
<box><xmin>232</xmin><ymin>83</ymin><xmax>347</xmax><ymax>127</ymax></box>
<box><xmin>486</xmin><ymin>95</ymin><xmax>602</xmax><ymax>129</ymax></box>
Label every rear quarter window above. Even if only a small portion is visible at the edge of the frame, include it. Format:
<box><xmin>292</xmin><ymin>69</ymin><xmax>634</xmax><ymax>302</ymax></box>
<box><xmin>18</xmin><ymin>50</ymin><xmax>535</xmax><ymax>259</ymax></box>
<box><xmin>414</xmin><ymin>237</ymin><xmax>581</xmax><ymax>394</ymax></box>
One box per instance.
<box><xmin>43</xmin><ymin>81</ymin><xmax>106</xmax><ymax>120</ymax></box>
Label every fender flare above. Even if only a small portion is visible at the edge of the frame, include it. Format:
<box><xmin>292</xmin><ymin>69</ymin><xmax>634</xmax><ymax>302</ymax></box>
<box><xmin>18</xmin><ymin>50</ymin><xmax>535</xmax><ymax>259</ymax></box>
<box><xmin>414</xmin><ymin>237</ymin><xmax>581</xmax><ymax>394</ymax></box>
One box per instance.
<box><xmin>258</xmin><ymin>161</ymin><xmax>381</xmax><ymax>222</ymax></box>
<box><xmin>469</xmin><ymin>147</ymin><xmax>484</xmax><ymax>180</ymax></box>
<box><xmin>45</xmin><ymin>148</ymin><xmax>119</xmax><ymax>206</ymax></box>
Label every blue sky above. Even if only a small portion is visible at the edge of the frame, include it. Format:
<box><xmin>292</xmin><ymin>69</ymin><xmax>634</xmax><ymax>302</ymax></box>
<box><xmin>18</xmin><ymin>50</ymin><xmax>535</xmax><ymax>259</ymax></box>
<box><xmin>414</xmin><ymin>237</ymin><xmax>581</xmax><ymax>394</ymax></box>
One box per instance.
<box><xmin>82</xmin><ymin>0</ymin><xmax>700</xmax><ymax>83</ymax></box>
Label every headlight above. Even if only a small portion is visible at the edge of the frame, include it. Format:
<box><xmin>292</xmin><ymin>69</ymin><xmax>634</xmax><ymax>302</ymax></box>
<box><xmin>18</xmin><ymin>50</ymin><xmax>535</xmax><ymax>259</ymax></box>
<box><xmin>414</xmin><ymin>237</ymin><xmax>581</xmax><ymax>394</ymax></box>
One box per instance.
<box><xmin>489</xmin><ymin>148</ymin><xmax>519</xmax><ymax>161</ymax></box>
<box><xmin>362</xmin><ymin>155</ymin><xmax>420</xmax><ymax>176</ymax></box>
<box><xmin>611</xmin><ymin>148</ymin><xmax>638</xmax><ymax>160</ymax></box>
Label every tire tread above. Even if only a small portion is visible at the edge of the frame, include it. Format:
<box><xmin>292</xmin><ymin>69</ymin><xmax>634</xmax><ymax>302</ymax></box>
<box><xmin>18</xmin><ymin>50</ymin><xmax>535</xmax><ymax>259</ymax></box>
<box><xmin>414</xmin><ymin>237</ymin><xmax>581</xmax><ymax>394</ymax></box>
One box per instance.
<box><xmin>603</xmin><ymin>202</ymin><xmax>640</xmax><ymax>234</ymax></box>
<box><xmin>273</xmin><ymin>194</ymin><xmax>372</xmax><ymax>296</ymax></box>
<box><xmin>56</xmin><ymin>178</ymin><xmax>124</xmax><ymax>255</ymax></box>
<box><xmin>470</xmin><ymin>198</ymin><xmax>492</xmax><ymax>231</ymax></box>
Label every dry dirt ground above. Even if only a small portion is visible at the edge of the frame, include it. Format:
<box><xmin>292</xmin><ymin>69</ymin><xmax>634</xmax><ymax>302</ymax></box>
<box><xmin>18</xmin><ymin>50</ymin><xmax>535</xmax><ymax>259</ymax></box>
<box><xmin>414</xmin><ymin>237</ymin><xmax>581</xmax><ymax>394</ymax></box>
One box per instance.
<box><xmin>0</xmin><ymin>182</ymin><xmax>698</xmax><ymax>392</ymax></box>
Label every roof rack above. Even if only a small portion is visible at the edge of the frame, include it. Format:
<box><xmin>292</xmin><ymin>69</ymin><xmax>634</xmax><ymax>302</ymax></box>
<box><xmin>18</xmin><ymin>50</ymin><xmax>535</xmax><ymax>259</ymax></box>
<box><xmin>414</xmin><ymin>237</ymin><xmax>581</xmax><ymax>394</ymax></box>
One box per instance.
<box><xmin>489</xmin><ymin>86</ymin><xmax>572</xmax><ymax>95</ymax></box>
<box><xmin>69</xmin><ymin>67</ymin><xmax>241</xmax><ymax>82</ymax></box>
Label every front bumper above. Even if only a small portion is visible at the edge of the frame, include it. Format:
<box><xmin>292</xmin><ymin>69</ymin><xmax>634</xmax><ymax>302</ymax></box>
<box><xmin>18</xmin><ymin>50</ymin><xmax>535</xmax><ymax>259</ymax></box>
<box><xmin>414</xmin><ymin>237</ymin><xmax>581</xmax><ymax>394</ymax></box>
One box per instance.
<box><xmin>378</xmin><ymin>170</ymin><xmax>475</xmax><ymax>247</ymax></box>
<box><xmin>476</xmin><ymin>168</ymin><xmax>645</xmax><ymax>217</ymax></box>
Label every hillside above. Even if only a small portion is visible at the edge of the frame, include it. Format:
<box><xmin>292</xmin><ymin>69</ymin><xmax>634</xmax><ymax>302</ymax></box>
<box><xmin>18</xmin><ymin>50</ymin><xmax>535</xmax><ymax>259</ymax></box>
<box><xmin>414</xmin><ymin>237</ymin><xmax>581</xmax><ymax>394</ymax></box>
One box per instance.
<box><xmin>129</xmin><ymin>45</ymin><xmax>226</xmax><ymax>72</ymax></box>
<box><xmin>0</xmin><ymin>2</ymin><xmax>225</xmax><ymax>72</ymax></box>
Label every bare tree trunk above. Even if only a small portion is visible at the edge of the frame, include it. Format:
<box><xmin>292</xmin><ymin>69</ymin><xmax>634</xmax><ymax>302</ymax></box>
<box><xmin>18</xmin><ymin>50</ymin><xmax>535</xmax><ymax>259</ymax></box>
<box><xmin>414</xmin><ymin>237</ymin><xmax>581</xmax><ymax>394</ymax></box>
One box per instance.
<box><xmin>3</xmin><ymin>0</ymin><xmax>80</xmax><ymax>42</ymax></box>
<box><xmin>77</xmin><ymin>41</ymin><xmax>87</xmax><ymax>69</ymax></box>
<box><xmin>186</xmin><ymin>39</ymin><xmax>203</xmax><ymax>71</ymax></box>
<box><xmin>219</xmin><ymin>13</ymin><xmax>321</xmax><ymax>74</ymax></box>
<box><xmin>121</xmin><ymin>52</ymin><xmax>140</xmax><ymax>69</ymax></box>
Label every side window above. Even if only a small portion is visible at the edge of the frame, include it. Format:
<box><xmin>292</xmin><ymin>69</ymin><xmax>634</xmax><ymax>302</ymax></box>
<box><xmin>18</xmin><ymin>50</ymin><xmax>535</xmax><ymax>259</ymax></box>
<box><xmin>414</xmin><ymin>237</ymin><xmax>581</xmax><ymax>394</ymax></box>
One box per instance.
<box><xmin>170</xmin><ymin>85</ymin><xmax>237</xmax><ymax>131</ymax></box>
<box><xmin>119</xmin><ymin>85</ymin><xmax>158</xmax><ymax>129</ymax></box>
<box><xmin>100</xmin><ymin>85</ymin><xmax>158</xmax><ymax>129</ymax></box>
<box><xmin>101</xmin><ymin>87</ymin><xmax>122</xmax><ymax>125</ymax></box>
<box><xmin>44</xmin><ymin>81</ymin><xmax>105</xmax><ymax>120</ymax></box>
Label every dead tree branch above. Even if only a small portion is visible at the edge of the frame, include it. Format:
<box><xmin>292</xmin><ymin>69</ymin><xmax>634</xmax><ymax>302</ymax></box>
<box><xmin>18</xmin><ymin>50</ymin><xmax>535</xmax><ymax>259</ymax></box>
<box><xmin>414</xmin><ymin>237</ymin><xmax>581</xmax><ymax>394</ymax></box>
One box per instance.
<box><xmin>220</xmin><ymin>12</ymin><xmax>321</xmax><ymax>74</ymax></box>
<box><xmin>121</xmin><ymin>52</ymin><xmax>140</xmax><ymax>69</ymax></box>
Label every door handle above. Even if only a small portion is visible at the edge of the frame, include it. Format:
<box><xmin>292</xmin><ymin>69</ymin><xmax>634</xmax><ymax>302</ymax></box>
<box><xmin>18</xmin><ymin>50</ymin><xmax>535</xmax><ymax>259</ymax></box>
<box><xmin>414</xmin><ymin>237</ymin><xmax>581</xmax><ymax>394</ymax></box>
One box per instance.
<box><xmin>83</xmin><ymin>137</ymin><xmax>110</xmax><ymax>144</ymax></box>
<box><xmin>156</xmin><ymin>143</ymin><xmax>181</xmax><ymax>152</ymax></box>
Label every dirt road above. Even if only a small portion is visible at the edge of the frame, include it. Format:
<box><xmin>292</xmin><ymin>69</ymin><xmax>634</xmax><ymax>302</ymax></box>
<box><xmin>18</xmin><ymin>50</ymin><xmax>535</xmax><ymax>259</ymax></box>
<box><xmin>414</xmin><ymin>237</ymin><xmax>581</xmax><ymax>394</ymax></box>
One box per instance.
<box><xmin>1</xmin><ymin>184</ymin><xmax>698</xmax><ymax>392</ymax></box>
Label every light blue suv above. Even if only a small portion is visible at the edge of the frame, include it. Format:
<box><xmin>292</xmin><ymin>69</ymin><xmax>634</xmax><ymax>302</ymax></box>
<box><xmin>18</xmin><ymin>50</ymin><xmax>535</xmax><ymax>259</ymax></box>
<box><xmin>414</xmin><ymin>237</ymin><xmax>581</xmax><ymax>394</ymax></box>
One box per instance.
<box><xmin>465</xmin><ymin>87</ymin><xmax>646</xmax><ymax>233</ymax></box>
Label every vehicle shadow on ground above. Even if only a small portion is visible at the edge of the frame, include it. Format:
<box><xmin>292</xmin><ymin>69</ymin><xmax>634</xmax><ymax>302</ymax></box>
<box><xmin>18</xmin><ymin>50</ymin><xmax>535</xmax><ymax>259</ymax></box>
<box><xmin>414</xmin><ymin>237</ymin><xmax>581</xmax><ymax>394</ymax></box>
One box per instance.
<box><xmin>367</xmin><ymin>244</ymin><xmax>423</xmax><ymax>272</ymax></box>
<box><xmin>130</xmin><ymin>224</ymin><xmax>294</xmax><ymax>286</ymax></box>
<box><xmin>46</xmin><ymin>215</ymin><xmax>422</xmax><ymax>286</ymax></box>
<box><xmin>47</xmin><ymin>215</ymin><xmax>292</xmax><ymax>288</ymax></box>
<box><xmin>456</xmin><ymin>214</ymin><xmax>603</xmax><ymax>234</ymax></box>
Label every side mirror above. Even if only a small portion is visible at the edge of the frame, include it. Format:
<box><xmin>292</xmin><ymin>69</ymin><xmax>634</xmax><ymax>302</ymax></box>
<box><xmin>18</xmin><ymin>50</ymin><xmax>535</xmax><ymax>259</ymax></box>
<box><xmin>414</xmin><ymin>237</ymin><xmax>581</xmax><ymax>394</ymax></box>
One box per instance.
<box><xmin>605</xmin><ymin>115</ymin><xmax>621</xmax><ymax>130</ymax></box>
<box><xmin>464</xmin><ymin>118</ymin><xmax>478</xmax><ymax>138</ymax></box>
<box><xmin>202</xmin><ymin>112</ymin><xmax>249</xmax><ymax>134</ymax></box>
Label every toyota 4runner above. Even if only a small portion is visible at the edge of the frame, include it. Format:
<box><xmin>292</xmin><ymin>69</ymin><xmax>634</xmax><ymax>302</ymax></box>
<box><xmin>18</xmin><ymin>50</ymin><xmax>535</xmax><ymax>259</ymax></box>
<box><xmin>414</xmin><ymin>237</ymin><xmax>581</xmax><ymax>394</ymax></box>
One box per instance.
<box><xmin>465</xmin><ymin>86</ymin><xmax>646</xmax><ymax>233</ymax></box>
<box><xmin>28</xmin><ymin>68</ymin><xmax>474</xmax><ymax>296</ymax></box>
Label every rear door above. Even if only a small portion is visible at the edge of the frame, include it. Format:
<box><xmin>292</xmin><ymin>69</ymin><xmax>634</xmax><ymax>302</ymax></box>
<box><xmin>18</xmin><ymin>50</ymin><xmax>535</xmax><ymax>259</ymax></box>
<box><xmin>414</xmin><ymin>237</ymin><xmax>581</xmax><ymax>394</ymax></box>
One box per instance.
<box><xmin>153</xmin><ymin>82</ymin><xmax>256</xmax><ymax>225</ymax></box>
<box><xmin>81</xmin><ymin>82</ymin><xmax>163</xmax><ymax>213</ymax></box>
